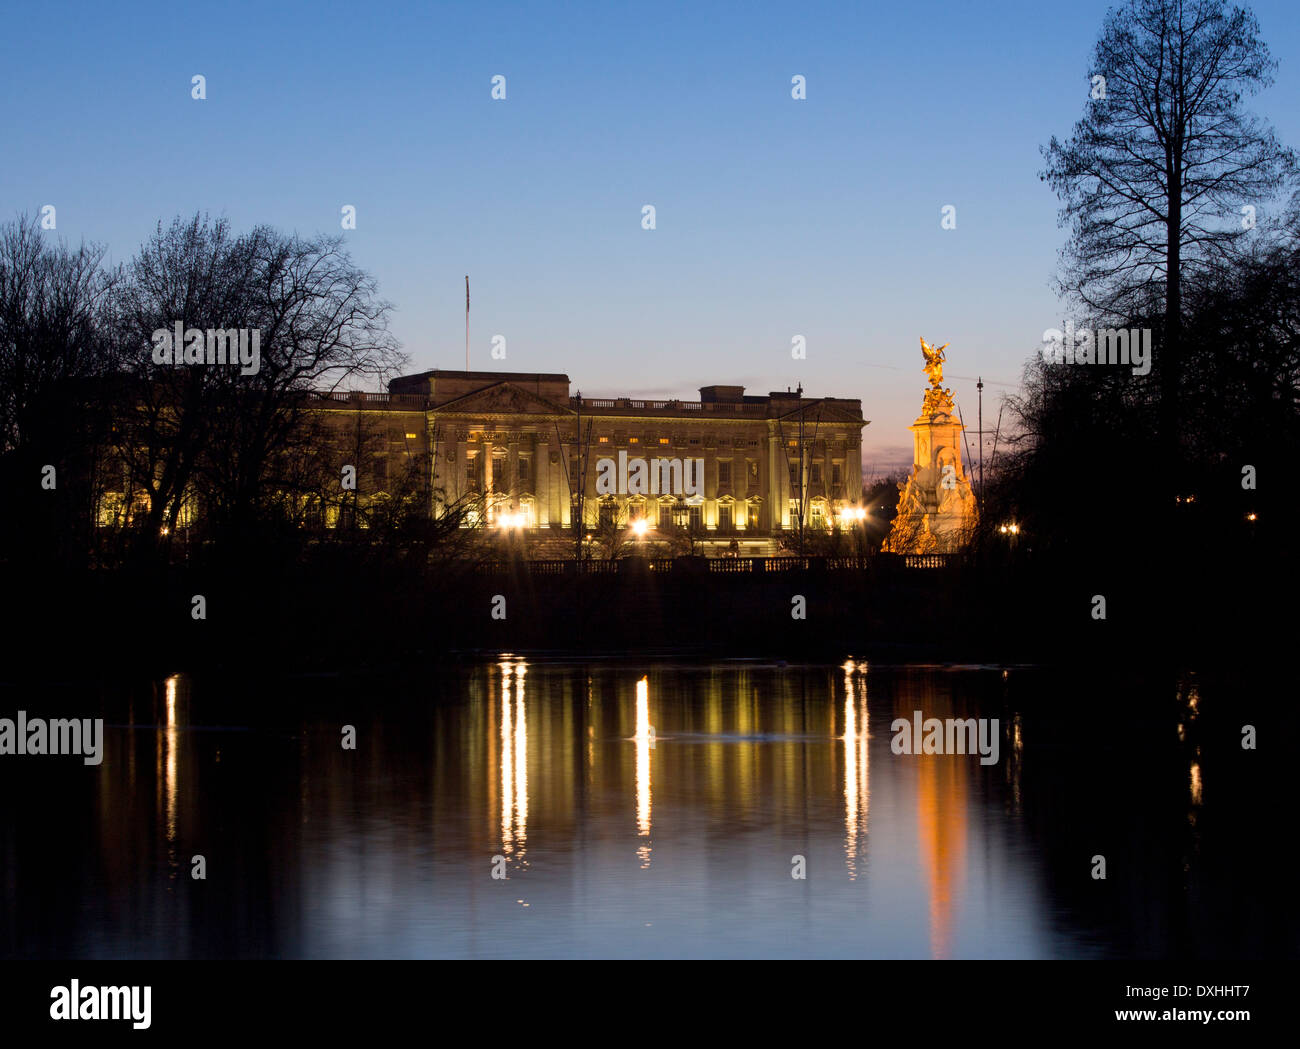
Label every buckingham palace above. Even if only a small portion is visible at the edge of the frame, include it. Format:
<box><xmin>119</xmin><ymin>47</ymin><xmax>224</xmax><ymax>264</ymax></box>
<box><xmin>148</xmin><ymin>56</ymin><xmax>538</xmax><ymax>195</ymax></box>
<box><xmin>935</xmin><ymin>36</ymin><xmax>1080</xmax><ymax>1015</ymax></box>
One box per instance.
<box><xmin>314</xmin><ymin>369</ymin><xmax>868</xmax><ymax>556</ymax></box>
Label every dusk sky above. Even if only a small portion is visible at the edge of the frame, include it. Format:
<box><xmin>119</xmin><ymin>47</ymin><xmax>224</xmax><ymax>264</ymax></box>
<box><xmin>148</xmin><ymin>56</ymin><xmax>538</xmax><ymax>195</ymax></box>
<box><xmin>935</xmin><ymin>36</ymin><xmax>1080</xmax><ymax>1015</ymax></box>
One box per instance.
<box><xmin>4</xmin><ymin>0</ymin><xmax>1297</xmax><ymax>473</ymax></box>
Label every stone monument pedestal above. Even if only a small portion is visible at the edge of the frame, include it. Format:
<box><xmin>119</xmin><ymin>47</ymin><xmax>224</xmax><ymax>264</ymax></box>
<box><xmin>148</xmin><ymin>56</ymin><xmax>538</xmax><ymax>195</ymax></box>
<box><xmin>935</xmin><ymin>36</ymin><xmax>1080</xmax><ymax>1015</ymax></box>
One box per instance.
<box><xmin>883</xmin><ymin>339</ymin><xmax>978</xmax><ymax>554</ymax></box>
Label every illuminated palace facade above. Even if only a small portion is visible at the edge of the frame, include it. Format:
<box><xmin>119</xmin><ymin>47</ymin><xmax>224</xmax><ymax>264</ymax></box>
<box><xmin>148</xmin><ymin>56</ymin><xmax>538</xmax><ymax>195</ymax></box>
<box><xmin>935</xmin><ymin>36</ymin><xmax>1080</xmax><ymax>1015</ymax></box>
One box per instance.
<box><xmin>315</xmin><ymin>370</ymin><xmax>867</xmax><ymax>554</ymax></box>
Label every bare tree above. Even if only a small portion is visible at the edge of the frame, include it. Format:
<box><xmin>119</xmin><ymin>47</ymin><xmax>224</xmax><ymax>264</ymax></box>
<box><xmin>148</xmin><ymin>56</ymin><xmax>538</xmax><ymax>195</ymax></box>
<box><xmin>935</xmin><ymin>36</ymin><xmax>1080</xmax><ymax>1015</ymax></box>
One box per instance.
<box><xmin>0</xmin><ymin>214</ymin><xmax>119</xmax><ymax>565</ymax></box>
<box><xmin>1041</xmin><ymin>0</ymin><xmax>1296</xmax><ymax>415</ymax></box>
<box><xmin>113</xmin><ymin>214</ymin><xmax>404</xmax><ymax>555</ymax></box>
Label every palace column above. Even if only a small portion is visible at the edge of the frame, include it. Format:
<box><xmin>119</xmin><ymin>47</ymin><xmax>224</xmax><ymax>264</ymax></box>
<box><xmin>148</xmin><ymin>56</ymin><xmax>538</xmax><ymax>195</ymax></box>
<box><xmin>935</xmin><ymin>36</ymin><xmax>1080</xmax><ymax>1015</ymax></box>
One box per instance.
<box><xmin>455</xmin><ymin>434</ymin><xmax>467</xmax><ymax>503</ymax></box>
<box><xmin>536</xmin><ymin>436</ymin><xmax>550</xmax><ymax>526</ymax></box>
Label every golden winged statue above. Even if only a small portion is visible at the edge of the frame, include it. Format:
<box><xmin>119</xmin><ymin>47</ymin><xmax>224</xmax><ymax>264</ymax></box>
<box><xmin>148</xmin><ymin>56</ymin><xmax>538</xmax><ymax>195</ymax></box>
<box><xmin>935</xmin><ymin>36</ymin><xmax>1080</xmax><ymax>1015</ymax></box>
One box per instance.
<box><xmin>920</xmin><ymin>337</ymin><xmax>948</xmax><ymax>387</ymax></box>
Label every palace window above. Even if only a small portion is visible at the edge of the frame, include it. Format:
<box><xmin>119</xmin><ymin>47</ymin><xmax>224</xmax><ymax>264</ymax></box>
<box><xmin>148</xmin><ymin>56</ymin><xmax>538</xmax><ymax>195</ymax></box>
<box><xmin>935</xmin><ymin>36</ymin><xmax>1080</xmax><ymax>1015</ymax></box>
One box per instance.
<box><xmin>718</xmin><ymin>503</ymin><xmax>733</xmax><ymax>532</ymax></box>
<box><xmin>688</xmin><ymin>505</ymin><xmax>702</xmax><ymax>530</ymax></box>
<box><xmin>518</xmin><ymin>456</ymin><xmax>531</xmax><ymax>489</ymax></box>
<box><xmin>747</xmin><ymin>460</ymin><xmax>759</xmax><ymax>486</ymax></box>
<box><xmin>811</xmin><ymin>462</ymin><xmax>822</xmax><ymax>485</ymax></box>
<box><xmin>718</xmin><ymin>460</ymin><xmax>731</xmax><ymax>485</ymax></box>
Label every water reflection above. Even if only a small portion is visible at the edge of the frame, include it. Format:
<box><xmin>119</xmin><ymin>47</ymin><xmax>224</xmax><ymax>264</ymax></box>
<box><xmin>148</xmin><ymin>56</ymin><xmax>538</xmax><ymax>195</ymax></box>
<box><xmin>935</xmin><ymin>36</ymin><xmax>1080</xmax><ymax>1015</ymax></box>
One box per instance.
<box><xmin>4</xmin><ymin>661</ymin><xmax>1293</xmax><ymax>959</ymax></box>
<box><xmin>158</xmin><ymin>675</ymin><xmax>182</xmax><ymax>872</ymax></box>
<box><xmin>634</xmin><ymin>675</ymin><xmax>652</xmax><ymax>868</ymax></box>
<box><xmin>841</xmin><ymin>660</ymin><xmax>869</xmax><ymax>879</ymax></box>
<box><xmin>498</xmin><ymin>659</ymin><xmax>528</xmax><ymax>866</ymax></box>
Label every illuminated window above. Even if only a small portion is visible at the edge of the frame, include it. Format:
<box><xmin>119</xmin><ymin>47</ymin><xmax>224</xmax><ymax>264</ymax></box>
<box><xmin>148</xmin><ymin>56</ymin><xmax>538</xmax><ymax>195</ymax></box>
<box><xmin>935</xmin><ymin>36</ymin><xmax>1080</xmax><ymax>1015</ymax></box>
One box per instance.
<box><xmin>405</xmin><ymin>432</ymin><xmax>418</xmax><ymax>440</ymax></box>
<box><xmin>629</xmin><ymin>436</ymin><xmax>639</xmax><ymax>444</ymax></box>
<box><xmin>718</xmin><ymin>460</ymin><xmax>732</xmax><ymax>485</ymax></box>
<box><xmin>659</xmin><ymin>437</ymin><xmax>670</xmax><ymax>445</ymax></box>
<box><xmin>718</xmin><ymin>504</ymin><xmax>733</xmax><ymax>531</ymax></box>
<box><xmin>599</xmin><ymin>435</ymin><xmax>610</xmax><ymax>443</ymax></box>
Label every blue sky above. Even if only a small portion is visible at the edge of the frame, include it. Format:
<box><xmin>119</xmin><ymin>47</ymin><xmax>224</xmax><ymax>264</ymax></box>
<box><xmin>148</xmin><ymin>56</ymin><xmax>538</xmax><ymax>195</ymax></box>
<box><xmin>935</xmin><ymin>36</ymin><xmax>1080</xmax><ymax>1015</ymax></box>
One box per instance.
<box><xmin>3</xmin><ymin>0</ymin><xmax>1297</xmax><ymax>473</ymax></box>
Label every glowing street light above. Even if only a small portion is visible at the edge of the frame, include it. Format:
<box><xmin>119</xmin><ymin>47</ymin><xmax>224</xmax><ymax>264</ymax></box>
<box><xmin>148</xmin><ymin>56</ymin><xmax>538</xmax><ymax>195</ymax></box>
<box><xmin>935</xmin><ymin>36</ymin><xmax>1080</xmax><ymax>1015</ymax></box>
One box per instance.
<box><xmin>631</xmin><ymin>518</ymin><xmax>649</xmax><ymax>538</ymax></box>
<box><xmin>838</xmin><ymin>505</ymin><xmax>868</xmax><ymax>527</ymax></box>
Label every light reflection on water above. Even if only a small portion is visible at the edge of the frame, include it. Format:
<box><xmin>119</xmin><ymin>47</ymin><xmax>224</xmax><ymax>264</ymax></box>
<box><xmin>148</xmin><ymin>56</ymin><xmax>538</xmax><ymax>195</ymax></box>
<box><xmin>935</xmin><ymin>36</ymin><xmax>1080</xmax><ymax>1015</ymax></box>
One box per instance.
<box><xmin>0</xmin><ymin>659</ymin><xmax>1289</xmax><ymax>959</ymax></box>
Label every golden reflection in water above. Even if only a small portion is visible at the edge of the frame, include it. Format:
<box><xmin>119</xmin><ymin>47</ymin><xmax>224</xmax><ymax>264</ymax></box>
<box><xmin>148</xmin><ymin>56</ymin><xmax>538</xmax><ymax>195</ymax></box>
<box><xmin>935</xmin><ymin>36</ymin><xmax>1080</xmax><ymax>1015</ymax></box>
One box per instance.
<box><xmin>515</xmin><ymin>663</ymin><xmax>528</xmax><ymax>851</ymax></box>
<box><xmin>1189</xmin><ymin>760</ymin><xmax>1203</xmax><ymax>806</ymax></box>
<box><xmin>159</xmin><ymin>675</ymin><xmax>180</xmax><ymax>851</ymax></box>
<box><xmin>1008</xmin><ymin>714</ymin><xmax>1024</xmax><ymax>813</ymax></box>
<box><xmin>841</xmin><ymin>661</ymin><xmax>869</xmax><ymax>879</ymax></box>
<box><xmin>498</xmin><ymin>659</ymin><xmax>529</xmax><ymax>863</ymax></box>
<box><xmin>910</xmin><ymin>688</ymin><xmax>967</xmax><ymax>960</ymax></box>
<box><xmin>635</xmin><ymin>675</ymin><xmax>652</xmax><ymax>868</ymax></box>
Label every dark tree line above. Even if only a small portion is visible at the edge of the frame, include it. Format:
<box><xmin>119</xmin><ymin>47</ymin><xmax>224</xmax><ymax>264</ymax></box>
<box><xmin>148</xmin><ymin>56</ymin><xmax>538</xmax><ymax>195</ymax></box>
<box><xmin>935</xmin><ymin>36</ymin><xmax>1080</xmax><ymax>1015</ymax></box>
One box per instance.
<box><xmin>0</xmin><ymin>211</ymin><xmax>408</xmax><ymax>573</ymax></box>
<box><xmin>981</xmin><ymin>0</ymin><xmax>1297</xmax><ymax>587</ymax></box>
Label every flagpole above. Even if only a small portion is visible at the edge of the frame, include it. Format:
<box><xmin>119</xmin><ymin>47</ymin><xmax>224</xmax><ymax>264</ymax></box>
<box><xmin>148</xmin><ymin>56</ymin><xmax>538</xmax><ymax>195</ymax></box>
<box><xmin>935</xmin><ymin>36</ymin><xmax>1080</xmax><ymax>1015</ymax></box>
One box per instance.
<box><xmin>465</xmin><ymin>275</ymin><xmax>469</xmax><ymax>371</ymax></box>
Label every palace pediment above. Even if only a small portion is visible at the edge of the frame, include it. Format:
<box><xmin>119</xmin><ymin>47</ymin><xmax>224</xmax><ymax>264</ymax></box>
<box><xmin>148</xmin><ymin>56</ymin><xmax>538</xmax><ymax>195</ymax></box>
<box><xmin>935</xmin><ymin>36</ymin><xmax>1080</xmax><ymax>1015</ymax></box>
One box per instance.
<box><xmin>773</xmin><ymin>399</ymin><xmax>867</xmax><ymax>427</ymax></box>
<box><xmin>433</xmin><ymin>382</ymin><xmax>573</xmax><ymax>418</ymax></box>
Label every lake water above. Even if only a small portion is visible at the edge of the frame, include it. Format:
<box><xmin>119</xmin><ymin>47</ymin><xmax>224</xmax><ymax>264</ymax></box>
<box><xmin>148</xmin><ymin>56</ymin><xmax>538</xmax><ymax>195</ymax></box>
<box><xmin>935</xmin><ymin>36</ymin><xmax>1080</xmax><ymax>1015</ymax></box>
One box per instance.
<box><xmin>0</xmin><ymin>658</ymin><xmax>1290</xmax><ymax>958</ymax></box>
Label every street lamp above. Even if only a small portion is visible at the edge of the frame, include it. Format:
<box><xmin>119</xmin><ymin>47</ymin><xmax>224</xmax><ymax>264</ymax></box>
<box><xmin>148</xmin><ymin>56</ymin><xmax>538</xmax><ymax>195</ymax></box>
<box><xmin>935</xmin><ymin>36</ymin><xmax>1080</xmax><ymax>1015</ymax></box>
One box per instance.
<box><xmin>999</xmin><ymin>521</ymin><xmax>1020</xmax><ymax>550</ymax></box>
